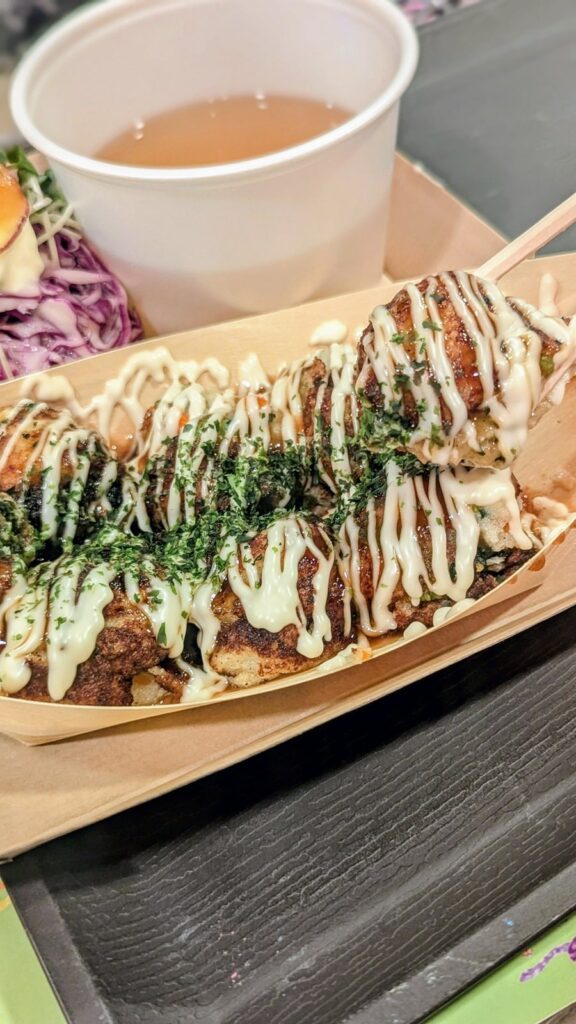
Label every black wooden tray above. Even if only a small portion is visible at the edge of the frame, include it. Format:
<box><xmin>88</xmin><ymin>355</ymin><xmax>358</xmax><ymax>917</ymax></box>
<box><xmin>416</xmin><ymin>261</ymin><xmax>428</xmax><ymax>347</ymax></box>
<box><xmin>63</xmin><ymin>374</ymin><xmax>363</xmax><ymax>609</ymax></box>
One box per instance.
<box><xmin>4</xmin><ymin>607</ymin><xmax>576</xmax><ymax>1024</ymax></box>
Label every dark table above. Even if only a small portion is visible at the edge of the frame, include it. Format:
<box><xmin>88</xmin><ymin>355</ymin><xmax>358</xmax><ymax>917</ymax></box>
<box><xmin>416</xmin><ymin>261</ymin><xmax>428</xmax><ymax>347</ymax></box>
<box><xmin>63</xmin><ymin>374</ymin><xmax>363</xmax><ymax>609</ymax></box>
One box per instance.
<box><xmin>4</xmin><ymin>1</ymin><xmax>576</xmax><ymax>1022</ymax></box>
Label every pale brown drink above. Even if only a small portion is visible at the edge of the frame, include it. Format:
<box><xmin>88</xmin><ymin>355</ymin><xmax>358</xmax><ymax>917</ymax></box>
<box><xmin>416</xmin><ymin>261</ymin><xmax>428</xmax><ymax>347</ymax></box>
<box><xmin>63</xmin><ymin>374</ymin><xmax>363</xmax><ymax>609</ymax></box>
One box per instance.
<box><xmin>95</xmin><ymin>94</ymin><xmax>352</xmax><ymax>168</ymax></box>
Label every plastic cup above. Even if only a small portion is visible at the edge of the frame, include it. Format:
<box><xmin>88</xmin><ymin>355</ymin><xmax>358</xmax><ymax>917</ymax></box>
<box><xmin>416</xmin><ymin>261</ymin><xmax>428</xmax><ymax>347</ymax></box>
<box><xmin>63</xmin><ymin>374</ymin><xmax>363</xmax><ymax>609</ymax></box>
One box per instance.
<box><xmin>11</xmin><ymin>0</ymin><xmax>418</xmax><ymax>334</ymax></box>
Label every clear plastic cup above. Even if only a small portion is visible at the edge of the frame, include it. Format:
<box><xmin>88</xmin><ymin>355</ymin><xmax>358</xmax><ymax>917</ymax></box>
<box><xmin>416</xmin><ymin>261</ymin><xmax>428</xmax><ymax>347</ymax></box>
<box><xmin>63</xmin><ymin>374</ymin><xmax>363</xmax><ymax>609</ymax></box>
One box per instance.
<box><xmin>11</xmin><ymin>0</ymin><xmax>418</xmax><ymax>334</ymax></box>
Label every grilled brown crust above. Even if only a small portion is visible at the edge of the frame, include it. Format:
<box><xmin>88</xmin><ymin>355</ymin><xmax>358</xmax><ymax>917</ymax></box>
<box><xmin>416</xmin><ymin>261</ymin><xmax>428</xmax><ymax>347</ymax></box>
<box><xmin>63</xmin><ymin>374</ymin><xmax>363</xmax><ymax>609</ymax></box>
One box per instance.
<box><xmin>355</xmin><ymin>274</ymin><xmax>565</xmax><ymax>441</ymax></box>
<box><xmin>140</xmin><ymin>436</ymin><xmax>213</xmax><ymax>530</ymax></box>
<box><xmin>0</xmin><ymin>562</ymin><xmax>12</xmax><ymax>603</ymax></box>
<box><xmin>298</xmin><ymin>356</ymin><xmax>327</xmax><ymax>440</ymax></box>
<box><xmin>302</xmin><ymin>355</ymin><xmax>359</xmax><ymax>490</ymax></box>
<box><xmin>0</xmin><ymin>403</ymin><xmax>119</xmax><ymax>539</ymax></box>
<box><xmin>208</xmin><ymin>524</ymin><xmax>354</xmax><ymax>687</ymax></box>
<box><xmin>355</xmin><ymin>277</ymin><xmax>486</xmax><ymax>432</ymax></box>
<box><xmin>136</xmin><ymin>404</ymin><xmax>155</xmax><ymax>465</ymax></box>
<box><xmin>6</xmin><ymin>587</ymin><xmax>168</xmax><ymax>706</ymax></box>
<box><xmin>346</xmin><ymin>496</ymin><xmax>533</xmax><ymax>634</ymax></box>
<box><xmin>0</xmin><ymin>403</ymin><xmax>46</xmax><ymax>491</ymax></box>
<box><xmin>0</xmin><ymin>404</ymin><xmax>73</xmax><ymax>492</ymax></box>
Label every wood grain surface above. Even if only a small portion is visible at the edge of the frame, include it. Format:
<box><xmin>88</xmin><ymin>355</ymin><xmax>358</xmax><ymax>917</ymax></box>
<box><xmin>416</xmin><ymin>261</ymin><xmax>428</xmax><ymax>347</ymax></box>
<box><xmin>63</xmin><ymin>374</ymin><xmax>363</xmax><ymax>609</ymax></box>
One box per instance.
<box><xmin>5</xmin><ymin>604</ymin><xmax>576</xmax><ymax>1023</ymax></box>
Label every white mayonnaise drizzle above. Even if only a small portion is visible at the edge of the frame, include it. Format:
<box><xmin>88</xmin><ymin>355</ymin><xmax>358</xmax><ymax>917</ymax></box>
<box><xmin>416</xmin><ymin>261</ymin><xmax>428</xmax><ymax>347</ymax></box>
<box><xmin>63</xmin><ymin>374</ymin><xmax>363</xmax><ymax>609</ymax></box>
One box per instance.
<box><xmin>228</xmin><ymin>518</ymin><xmax>334</xmax><ymax>658</ymax></box>
<box><xmin>19</xmin><ymin>373</ymin><xmax>77</xmax><ymax>407</ymax></box>
<box><xmin>431</xmin><ymin>597</ymin><xmax>477</xmax><ymax>627</ymax></box>
<box><xmin>358</xmin><ymin>271</ymin><xmax>576</xmax><ymax>465</ymax></box>
<box><xmin>269</xmin><ymin>342</ymin><xmax>357</xmax><ymax>488</ymax></box>
<box><xmin>309</xmin><ymin>320</ymin><xmax>348</xmax><ymax>346</ymax></box>
<box><xmin>178</xmin><ymin>667</ymin><xmax>228</xmax><ymax>703</ymax></box>
<box><xmin>124</xmin><ymin>566</ymin><xmax>192</xmax><ymax>660</ymax></box>
<box><xmin>0</xmin><ymin>559</ymin><xmax>116</xmax><ymax>700</ymax></box>
<box><xmin>20</xmin><ymin>347</ymin><xmax>230</xmax><ymax>452</ymax></box>
<box><xmin>238</xmin><ymin>352</ymin><xmax>271</xmax><ymax>392</ymax></box>
<box><xmin>220</xmin><ymin>388</ymin><xmax>272</xmax><ymax>457</ymax></box>
<box><xmin>19</xmin><ymin>337</ymin><xmax>358</xmax><ymax>526</ymax></box>
<box><xmin>133</xmin><ymin>391</ymin><xmax>235</xmax><ymax>532</ymax></box>
<box><xmin>530</xmin><ymin>495</ymin><xmax>574</xmax><ymax>542</ymax></box>
<box><xmin>187</xmin><ymin>518</ymin><xmax>339</xmax><ymax>678</ymax></box>
<box><xmin>45</xmin><ymin>563</ymin><xmax>116</xmax><ymax>700</ymax></box>
<box><xmin>136</xmin><ymin>341</ymin><xmax>360</xmax><ymax>529</ymax></box>
<box><xmin>131</xmin><ymin>659</ymin><xmax>228</xmax><ymax>705</ymax></box>
<box><xmin>402</xmin><ymin>621</ymin><xmax>428</xmax><ymax>640</ymax></box>
<box><xmin>316</xmin><ymin>637</ymin><xmax>371</xmax><ymax>673</ymax></box>
<box><xmin>320</xmin><ymin>343</ymin><xmax>358</xmax><ymax>488</ymax></box>
<box><xmin>270</xmin><ymin>355</ymin><xmax>309</xmax><ymax>445</ymax></box>
<box><xmin>0</xmin><ymin>400</ymin><xmax>118</xmax><ymax>542</ymax></box>
<box><xmin>134</xmin><ymin>380</ymin><xmax>208</xmax><ymax>464</ymax></box>
<box><xmin>402</xmin><ymin>597</ymin><xmax>477</xmax><ymax>637</ymax></box>
<box><xmin>337</xmin><ymin>463</ymin><xmax>536</xmax><ymax>637</ymax></box>
<box><xmin>0</xmin><ymin>538</ymin><xmax>197</xmax><ymax>701</ymax></box>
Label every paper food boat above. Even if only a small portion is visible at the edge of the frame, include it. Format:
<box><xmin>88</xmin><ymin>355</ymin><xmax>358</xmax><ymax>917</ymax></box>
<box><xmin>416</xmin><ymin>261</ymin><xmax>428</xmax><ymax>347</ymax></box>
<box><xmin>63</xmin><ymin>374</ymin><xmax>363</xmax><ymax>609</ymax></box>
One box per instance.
<box><xmin>1</xmin><ymin>156</ymin><xmax>576</xmax><ymax>859</ymax></box>
<box><xmin>0</xmin><ymin>233</ymin><xmax>574</xmax><ymax>744</ymax></box>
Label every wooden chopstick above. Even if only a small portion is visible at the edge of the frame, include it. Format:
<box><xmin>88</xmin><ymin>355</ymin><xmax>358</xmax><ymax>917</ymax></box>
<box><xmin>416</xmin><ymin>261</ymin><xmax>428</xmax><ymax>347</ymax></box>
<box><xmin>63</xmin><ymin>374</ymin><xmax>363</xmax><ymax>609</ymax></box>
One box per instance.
<box><xmin>478</xmin><ymin>192</ymin><xmax>576</xmax><ymax>281</ymax></box>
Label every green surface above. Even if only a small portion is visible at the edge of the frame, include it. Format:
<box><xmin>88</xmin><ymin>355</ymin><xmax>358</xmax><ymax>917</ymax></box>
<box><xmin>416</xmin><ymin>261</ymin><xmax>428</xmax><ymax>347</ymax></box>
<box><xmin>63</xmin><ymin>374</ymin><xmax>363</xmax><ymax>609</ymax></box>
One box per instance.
<box><xmin>429</xmin><ymin>912</ymin><xmax>576</xmax><ymax>1024</ymax></box>
<box><xmin>0</xmin><ymin>880</ymin><xmax>65</xmax><ymax>1024</ymax></box>
<box><xmin>1</xmin><ymin>871</ymin><xmax>575</xmax><ymax>1024</ymax></box>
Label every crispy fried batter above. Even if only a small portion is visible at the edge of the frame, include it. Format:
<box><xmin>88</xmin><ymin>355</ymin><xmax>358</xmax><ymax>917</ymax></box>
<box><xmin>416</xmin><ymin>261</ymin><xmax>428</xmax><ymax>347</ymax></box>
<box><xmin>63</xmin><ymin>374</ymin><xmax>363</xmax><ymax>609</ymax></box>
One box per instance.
<box><xmin>10</xmin><ymin>587</ymin><xmax>168</xmax><ymax>706</ymax></box>
<box><xmin>355</xmin><ymin>273</ymin><xmax>573</xmax><ymax>468</ymax></box>
<box><xmin>347</xmin><ymin>492</ymin><xmax>533</xmax><ymax>634</ymax></box>
<box><xmin>355</xmin><ymin>279</ymin><xmax>487</xmax><ymax>431</ymax></box>
<box><xmin>2</xmin><ymin>268</ymin><xmax>559</xmax><ymax>707</ymax></box>
<box><xmin>208</xmin><ymin>523</ymin><xmax>354</xmax><ymax>688</ymax></box>
<box><xmin>0</xmin><ymin>402</ymin><xmax>120</xmax><ymax>541</ymax></box>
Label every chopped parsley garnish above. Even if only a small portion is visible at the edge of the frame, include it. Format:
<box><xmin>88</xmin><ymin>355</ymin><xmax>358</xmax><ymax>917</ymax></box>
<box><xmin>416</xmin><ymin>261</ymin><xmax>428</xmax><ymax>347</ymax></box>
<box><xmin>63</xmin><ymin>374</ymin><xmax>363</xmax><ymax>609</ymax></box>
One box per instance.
<box><xmin>430</xmin><ymin>423</ymin><xmax>445</xmax><ymax>447</ymax></box>
<box><xmin>540</xmin><ymin>354</ymin><xmax>555</xmax><ymax>377</ymax></box>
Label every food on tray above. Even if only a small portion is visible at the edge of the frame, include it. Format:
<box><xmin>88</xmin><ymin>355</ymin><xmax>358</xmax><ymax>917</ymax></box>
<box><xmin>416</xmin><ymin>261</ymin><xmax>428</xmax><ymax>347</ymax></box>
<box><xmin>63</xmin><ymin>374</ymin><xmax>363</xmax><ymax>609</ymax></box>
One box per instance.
<box><xmin>194</xmin><ymin>516</ymin><xmax>354</xmax><ymax>689</ymax></box>
<box><xmin>336</xmin><ymin>462</ymin><xmax>538</xmax><ymax>637</ymax></box>
<box><xmin>188</xmin><ymin>470</ymin><xmax>543</xmax><ymax>691</ymax></box>
<box><xmin>0</xmin><ymin>526</ymin><xmax>194</xmax><ymax>705</ymax></box>
<box><xmin>133</xmin><ymin>342</ymin><xmax>365</xmax><ymax>532</ymax></box>
<box><xmin>0</xmin><ymin>492</ymin><xmax>39</xmax><ymax>606</ymax></box>
<box><xmin>0</xmin><ymin>467</ymin><xmax>542</xmax><ymax>705</ymax></box>
<box><xmin>0</xmin><ymin>400</ymin><xmax>122</xmax><ymax>549</ymax></box>
<box><xmin>0</xmin><ymin>148</ymin><xmax>142</xmax><ymax>380</ymax></box>
<box><xmin>356</xmin><ymin>271</ymin><xmax>576</xmax><ymax>468</ymax></box>
<box><xmin>0</xmin><ymin>270</ymin><xmax>572</xmax><ymax>706</ymax></box>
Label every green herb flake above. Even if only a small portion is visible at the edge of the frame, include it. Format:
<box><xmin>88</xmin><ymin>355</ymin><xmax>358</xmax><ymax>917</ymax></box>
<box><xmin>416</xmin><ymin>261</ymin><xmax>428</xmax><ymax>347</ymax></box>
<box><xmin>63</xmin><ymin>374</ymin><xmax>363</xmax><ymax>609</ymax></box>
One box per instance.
<box><xmin>540</xmin><ymin>354</ymin><xmax>555</xmax><ymax>377</ymax></box>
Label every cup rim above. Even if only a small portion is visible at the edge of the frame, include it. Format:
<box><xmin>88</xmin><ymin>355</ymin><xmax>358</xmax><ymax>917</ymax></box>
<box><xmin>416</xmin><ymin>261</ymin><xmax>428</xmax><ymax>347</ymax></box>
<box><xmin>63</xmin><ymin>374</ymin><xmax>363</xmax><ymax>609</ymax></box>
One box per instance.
<box><xmin>10</xmin><ymin>0</ymin><xmax>418</xmax><ymax>184</ymax></box>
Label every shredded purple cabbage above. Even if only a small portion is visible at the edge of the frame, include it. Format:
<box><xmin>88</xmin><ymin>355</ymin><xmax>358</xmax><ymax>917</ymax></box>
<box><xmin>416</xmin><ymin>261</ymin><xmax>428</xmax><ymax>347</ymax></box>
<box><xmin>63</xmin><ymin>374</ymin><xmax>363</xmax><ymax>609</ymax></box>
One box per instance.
<box><xmin>0</xmin><ymin>229</ymin><xmax>143</xmax><ymax>381</ymax></box>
